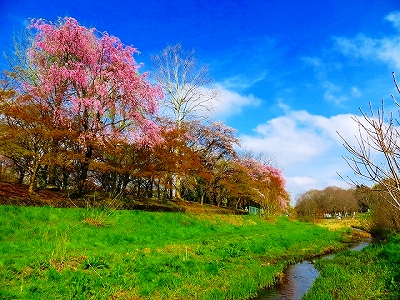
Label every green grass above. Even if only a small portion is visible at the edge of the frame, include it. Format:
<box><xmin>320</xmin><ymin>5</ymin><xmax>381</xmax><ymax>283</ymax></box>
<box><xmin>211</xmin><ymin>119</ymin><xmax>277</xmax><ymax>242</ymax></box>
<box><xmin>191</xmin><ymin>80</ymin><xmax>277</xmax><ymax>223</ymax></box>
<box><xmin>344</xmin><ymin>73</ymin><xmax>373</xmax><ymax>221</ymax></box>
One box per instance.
<box><xmin>303</xmin><ymin>235</ymin><xmax>400</xmax><ymax>300</ymax></box>
<box><xmin>0</xmin><ymin>205</ymin><xmax>352</xmax><ymax>299</ymax></box>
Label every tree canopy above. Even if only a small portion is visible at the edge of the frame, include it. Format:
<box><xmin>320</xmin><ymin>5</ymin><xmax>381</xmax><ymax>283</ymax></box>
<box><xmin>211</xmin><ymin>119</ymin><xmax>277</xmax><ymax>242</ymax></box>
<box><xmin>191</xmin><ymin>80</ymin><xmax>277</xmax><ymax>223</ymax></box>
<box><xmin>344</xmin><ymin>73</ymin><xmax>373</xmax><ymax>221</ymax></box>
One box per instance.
<box><xmin>0</xmin><ymin>17</ymin><xmax>289</xmax><ymax>216</ymax></box>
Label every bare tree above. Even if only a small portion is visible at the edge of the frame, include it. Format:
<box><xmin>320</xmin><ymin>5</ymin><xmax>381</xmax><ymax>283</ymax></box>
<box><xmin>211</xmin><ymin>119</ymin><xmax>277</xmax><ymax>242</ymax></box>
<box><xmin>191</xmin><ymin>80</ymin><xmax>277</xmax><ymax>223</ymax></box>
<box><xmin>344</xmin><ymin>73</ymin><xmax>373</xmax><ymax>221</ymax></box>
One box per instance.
<box><xmin>150</xmin><ymin>44</ymin><xmax>219</xmax><ymax>199</ymax></box>
<box><xmin>238</xmin><ymin>150</ymin><xmax>278</xmax><ymax>168</ymax></box>
<box><xmin>338</xmin><ymin>72</ymin><xmax>400</xmax><ymax>212</ymax></box>
<box><xmin>151</xmin><ymin>44</ymin><xmax>218</xmax><ymax>127</ymax></box>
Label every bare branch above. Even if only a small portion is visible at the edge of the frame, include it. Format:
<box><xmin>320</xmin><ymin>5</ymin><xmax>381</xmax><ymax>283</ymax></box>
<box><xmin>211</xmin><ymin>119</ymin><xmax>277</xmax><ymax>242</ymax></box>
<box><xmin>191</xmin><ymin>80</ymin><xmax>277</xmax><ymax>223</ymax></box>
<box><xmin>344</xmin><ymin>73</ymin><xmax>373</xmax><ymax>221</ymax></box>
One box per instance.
<box><xmin>339</xmin><ymin>78</ymin><xmax>400</xmax><ymax>211</ymax></box>
<box><xmin>151</xmin><ymin>44</ymin><xmax>219</xmax><ymax>126</ymax></box>
<box><xmin>393</xmin><ymin>72</ymin><xmax>400</xmax><ymax>94</ymax></box>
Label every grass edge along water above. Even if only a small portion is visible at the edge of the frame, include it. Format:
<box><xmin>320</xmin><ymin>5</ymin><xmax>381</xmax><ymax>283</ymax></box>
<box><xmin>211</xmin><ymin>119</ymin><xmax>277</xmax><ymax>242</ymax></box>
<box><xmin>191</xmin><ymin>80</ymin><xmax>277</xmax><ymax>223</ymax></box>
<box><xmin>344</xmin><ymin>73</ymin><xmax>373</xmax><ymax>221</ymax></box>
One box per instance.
<box><xmin>303</xmin><ymin>234</ymin><xmax>400</xmax><ymax>300</ymax></box>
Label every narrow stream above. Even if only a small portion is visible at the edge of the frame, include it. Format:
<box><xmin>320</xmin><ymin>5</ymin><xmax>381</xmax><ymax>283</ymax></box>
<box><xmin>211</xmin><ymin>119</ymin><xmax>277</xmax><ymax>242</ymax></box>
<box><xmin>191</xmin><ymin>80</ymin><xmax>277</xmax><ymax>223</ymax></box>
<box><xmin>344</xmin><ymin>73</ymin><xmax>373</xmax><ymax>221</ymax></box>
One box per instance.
<box><xmin>253</xmin><ymin>237</ymin><xmax>373</xmax><ymax>300</ymax></box>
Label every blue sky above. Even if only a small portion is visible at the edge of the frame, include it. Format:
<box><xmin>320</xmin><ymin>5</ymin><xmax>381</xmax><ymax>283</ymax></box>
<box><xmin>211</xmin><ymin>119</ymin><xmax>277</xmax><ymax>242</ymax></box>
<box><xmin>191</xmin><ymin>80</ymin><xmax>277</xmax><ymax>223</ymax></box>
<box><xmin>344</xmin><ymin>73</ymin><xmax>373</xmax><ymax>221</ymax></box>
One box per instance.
<box><xmin>1</xmin><ymin>0</ymin><xmax>400</xmax><ymax>201</ymax></box>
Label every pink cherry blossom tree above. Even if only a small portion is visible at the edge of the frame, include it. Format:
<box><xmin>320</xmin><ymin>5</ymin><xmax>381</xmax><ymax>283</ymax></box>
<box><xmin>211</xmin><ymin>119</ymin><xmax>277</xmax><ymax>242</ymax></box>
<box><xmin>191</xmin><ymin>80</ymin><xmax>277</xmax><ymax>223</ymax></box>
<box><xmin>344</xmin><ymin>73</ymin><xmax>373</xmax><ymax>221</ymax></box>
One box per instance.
<box><xmin>238</xmin><ymin>157</ymin><xmax>288</xmax><ymax>214</ymax></box>
<box><xmin>19</xmin><ymin>17</ymin><xmax>162</xmax><ymax>193</ymax></box>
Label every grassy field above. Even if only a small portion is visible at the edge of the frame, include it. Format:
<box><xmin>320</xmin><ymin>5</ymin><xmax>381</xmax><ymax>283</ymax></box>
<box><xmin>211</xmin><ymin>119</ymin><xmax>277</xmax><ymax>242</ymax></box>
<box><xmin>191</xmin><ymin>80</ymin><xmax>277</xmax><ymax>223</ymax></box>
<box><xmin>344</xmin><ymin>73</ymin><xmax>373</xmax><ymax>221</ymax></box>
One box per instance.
<box><xmin>0</xmin><ymin>205</ymin><xmax>355</xmax><ymax>299</ymax></box>
<box><xmin>303</xmin><ymin>234</ymin><xmax>400</xmax><ymax>300</ymax></box>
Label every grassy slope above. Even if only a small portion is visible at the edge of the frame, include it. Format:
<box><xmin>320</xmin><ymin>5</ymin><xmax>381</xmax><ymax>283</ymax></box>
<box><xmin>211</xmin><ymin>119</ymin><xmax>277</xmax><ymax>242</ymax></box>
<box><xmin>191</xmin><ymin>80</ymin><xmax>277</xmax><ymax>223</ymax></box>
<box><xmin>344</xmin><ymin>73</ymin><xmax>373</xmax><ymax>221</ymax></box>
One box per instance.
<box><xmin>0</xmin><ymin>205</ymin><xmax>352</xmax><ymax>300</ymax></box>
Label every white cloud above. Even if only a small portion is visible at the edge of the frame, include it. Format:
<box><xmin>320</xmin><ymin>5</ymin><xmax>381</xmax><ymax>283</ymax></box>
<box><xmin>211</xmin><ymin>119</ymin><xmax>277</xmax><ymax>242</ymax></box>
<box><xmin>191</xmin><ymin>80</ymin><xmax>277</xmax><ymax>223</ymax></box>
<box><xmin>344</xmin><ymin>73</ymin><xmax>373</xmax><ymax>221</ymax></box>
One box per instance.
<box><xmin>290</xmin><ymin>176</ymin><xmax>318</xmax><ymax>186</ymax></box>
<box><xmin>158</xmin><ymin>85</ymin><xmax>261</xmax><ymax>121</ymax></box>
<box><xmin>322</xmin><ymin>84</ymin><xmax>363</xmax><ymax>105</ymax></box>
<box><xmin>351</xmin><ymin>86</ymin><xmax>362</xmax><ymax>98</ymax></box>
<box><xmin>324</xmin><ymin>89</ymin><xmax>347</xmax><ymax>104</ymax></box>
<box><xmin>385</xmin><ymin>11</ymin><xmax>400</xmax><ymax>31</ymax></box>
<box><xmin>222</xmin><ymin>70</ymin><xmax>268</xmax><ymax>90</ymax></box>
<box><xmin>303</xmin><ymin>57</ymin><xmax>362</xmax><ymax>105</ymax></box>
<box><xmin>333</xmin><ymin>11</ymin><xmax>400</xmax><ymax>70</ymax></box>
<box><xmin>238</xmin><ymin>107</ymin><xmax>368</xmax><ymax>199</ymax></box>
<box><xmin>211</xmin><ymin>85</ymin><xmax>262</xmax><ymax>118</ymax></box>
<box><xmin>239</xmin><ymin>110</ymin><xmax>359</xmax><ymax>167</ymax></box>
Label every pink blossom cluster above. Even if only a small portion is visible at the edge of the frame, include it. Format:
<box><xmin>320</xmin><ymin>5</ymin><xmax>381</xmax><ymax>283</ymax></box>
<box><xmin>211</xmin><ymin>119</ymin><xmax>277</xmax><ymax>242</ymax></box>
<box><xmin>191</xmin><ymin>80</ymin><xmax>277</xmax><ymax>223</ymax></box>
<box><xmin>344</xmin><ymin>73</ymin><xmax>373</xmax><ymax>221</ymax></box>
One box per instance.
<box><xmin>238</xmin><ymin>157</ymin><xmax>285</xmax><ymax>186</ymax></box>
<box><xmin>26</xmin><ymin>17</ymin><xmax>163</xmax><ymax>146</ymax></box>
<box><xmin>237</xmin><ymin>157</ymin><xmax>287</xmax><ymax>210</ymax></box>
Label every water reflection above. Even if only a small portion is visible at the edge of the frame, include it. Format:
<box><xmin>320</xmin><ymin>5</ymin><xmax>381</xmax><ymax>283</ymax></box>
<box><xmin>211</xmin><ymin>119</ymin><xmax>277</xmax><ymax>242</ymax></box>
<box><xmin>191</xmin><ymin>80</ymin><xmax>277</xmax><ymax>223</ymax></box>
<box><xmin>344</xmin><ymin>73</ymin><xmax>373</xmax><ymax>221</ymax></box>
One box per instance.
<box><xmin>350</xmin><ymin>238</ymin><xmax>372</xmax><ymax>251</ymax></box>
<box><xmin>253</xmin><ymin>238</ymin><xmax>372</xmax><ymax>300</ymax></box>
<box><xmin>255</xmin><ymin>260</ymin><xmax>319</xmax><ymax>299</ymax></box>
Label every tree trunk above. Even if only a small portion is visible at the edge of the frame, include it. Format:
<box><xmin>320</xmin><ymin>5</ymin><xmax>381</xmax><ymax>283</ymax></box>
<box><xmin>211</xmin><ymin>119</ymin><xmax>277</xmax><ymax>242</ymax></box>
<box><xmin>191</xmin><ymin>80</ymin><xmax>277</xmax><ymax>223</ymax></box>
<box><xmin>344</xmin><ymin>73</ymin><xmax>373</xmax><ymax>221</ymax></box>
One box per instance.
<box><xmin>28</xmin><ymin>158</ymin><xmax>41</xmax><ymax>195</ymax></box>
<box><xmin>216</xmin><ymin>192</ymin><xmax>222</xmax><ymax>207</ymax></box>
<box><xmin>200</xmin><ymin>190</ymin><xmax>206</xmax><ymax>205</ymax></box>
<box><xmin>76</xmin><ymin>145</ymin><xmax>93</xmax><ymax>194</ymax></box>
<box><xmin>18</xmin><ymin>170</ymin><xmax>25</xmax><ymax>184</ymax></box>
<box><xmin>157</xmin><ymin>179</ymin><xmax>161</xmax><ymax>199</ymax></box>
<box><xmin>48</xmin><ymin>164</ymin><xmax>57</xmax><ymax>186</ymax></box>
<box><xmin>147</xmin><ymin>178</ymin><xmax>153</xmax><ymax>198</ymax></box>
<box><xmin>236</xmin><ymin>198</ymin><xmax>241</xmax><ymax>209</ymax></box>
<box><xmin>137</xmin><ymin>178</ymin><xmax>141</xmax><ymax>197</ymax></box>
<box><xmin>62</xmin><ymin>168</ymin><xmax>68</xmax><ymax>190</ymax></box>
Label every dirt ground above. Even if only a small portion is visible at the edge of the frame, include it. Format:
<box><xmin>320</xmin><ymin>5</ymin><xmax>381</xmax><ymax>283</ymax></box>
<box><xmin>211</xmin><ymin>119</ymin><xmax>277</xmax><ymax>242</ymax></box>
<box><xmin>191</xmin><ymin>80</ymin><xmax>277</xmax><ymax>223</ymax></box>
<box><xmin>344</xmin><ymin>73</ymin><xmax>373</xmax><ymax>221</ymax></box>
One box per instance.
<box><xmin>0</xmin><ymin>181</ymin><xmax>247</xmax><ymax>214</ymax></box>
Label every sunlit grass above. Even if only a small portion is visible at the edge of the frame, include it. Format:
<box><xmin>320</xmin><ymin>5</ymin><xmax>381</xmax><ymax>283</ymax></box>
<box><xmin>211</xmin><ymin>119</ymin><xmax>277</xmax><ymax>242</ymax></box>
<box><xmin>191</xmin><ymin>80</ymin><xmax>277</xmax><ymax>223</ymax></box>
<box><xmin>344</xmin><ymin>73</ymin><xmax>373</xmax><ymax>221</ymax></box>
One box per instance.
<box><xmin>303</xmin><ymin>235</ymin><xmax>400</xmax><ymax>300</ymax></box>
<box><xmin>316</xmin><ymin>213</ymin><xmax>373</xmax><ymax>233</ymax></box>
<box><xmin>0</xmin><ymin>205</ymin><xmax>353</xmax><ymax>299</ymax></box>
<box><xmin>317</xmin><ymin>218</ymin><xmax>360</xmax><ymax>230</ymax></box>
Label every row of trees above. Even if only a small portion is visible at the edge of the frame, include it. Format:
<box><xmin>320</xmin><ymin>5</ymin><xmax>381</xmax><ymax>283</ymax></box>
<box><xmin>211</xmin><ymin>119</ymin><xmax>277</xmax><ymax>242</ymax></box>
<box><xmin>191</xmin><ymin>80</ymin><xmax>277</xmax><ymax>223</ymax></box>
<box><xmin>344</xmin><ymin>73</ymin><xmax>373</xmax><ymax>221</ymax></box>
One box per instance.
<box><xmin>295</xmin><ymin>183</ymin><xmax>400</xmax><ymax>232</ymax></box>
<box><xmin>294</xmin><ymin>183</ymin><xmax>400</xmax><ymax>232</ymax></box>
<box><xmin>294</xmin><ymin>186</ymin><xmax>360</xmax><ymax>222</ymax></box>
<box><xmin>0</xmin><ymin>17</ymin><xmax>289</xmax><ymax>213</ymax></box>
